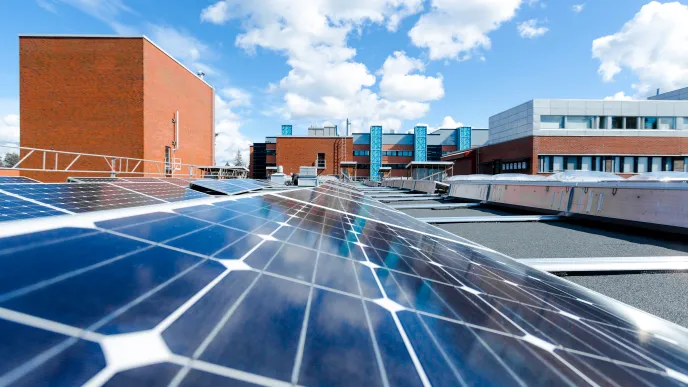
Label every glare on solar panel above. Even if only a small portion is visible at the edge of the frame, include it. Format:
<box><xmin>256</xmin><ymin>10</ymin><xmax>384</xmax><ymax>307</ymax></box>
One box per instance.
<box><xmin>1</xmin><ymin>187</ymin><xmax>688</xmax><ymax>386</ymax></box>
<box><xmin>0</xmin><ymin>176</ymin><xmax>40</xmax><ymax>184</ymax></box>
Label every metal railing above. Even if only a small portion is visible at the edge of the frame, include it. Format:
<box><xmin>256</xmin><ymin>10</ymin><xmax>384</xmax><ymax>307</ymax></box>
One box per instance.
<box><xmin>0</xmin><ymin>144</ymin><xmax>213</xmax><ymax>178</ymax></box>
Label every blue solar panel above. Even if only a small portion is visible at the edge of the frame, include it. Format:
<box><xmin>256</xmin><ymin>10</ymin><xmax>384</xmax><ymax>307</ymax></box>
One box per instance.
<box><xmin>0</xmin><ymin>177</ymin><xmax>39</xmax><ymax>184</ymax></box>
<box><xmin>1</xmin><ymin>189</ymin><xmax>688</xmax><ymax>385</ymax></box>
<box><xmin>112</xmin><ymin>183</ymin><xmax>209</xmax><ymax>202</ymax></box>
<box><xmin>190</xmin><ymin>179</ymin><xmax>264</xmax><ymax>195</ymax></box>
<box><xmin>0</xmin><ymin>191</ymin><xmax>67</xmax><ymax>222</ymax></box>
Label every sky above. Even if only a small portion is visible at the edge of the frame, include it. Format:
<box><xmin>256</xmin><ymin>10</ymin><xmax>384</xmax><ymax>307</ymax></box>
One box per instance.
<box><xmin>1</xmin><ymin>0</ymin><xmax>687</xmax><ymax>165</ymax></box>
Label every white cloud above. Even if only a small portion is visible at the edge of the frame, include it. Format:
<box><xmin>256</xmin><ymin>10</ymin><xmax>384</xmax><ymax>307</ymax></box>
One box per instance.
<box><xmin>414</xmin><ymin>116</ymin><xmax>465</xmax><ymax>134</ymax></box>
<box><xmin>603</xmin><ymin>91</ymin><xmax>634</xmax><ymax>101</ymax></box>
<box><xmin>37</xmin><ymin>0</ymin><xmax>58</xmax><ymax>13</ymax></box>
<box><xmin>146</xmin><ymin>24</ymin><xmax>218</xmax><ymax>75</ymax></box>
<box><xmin>517</xmin><ymin>19</ymin><xmax>548</xmax><ymax>39</ymax></box>
<box><xmin>53</xmin><ymin>0</ymin><xmax>133</xmax><ymax>32</ymax></box>
<box><xmin>408</xmin><ymin>0</ymin><xmax>523</xmax><ymax>60</ymax></box>
<box><xmin>379</xmin><ymin>51</ymin><xmax>444</xmax><ymax>102</ymax></box>
<box><xmin>592</xmin><ymin>1</ymin><xmax>688</xmax><ymax>97</ymax></box>
<box><xmin>200</xmin><ymin>0</ymin><xmax>436</xmax><ymax>132</ymax></box>
<box><xmin>0</xmin><ymin>114</ymin><xmax>20</xmax><ymax>147</ymax></box>
<box><xmin>214</xmin><ymin>91</ymin><xmax>253</xmax><ymax>166</ymax></box>
<box><xmin>572</xmin><ymin>4</ymin><xmax>585</xmax><ymax>13</ymax></box>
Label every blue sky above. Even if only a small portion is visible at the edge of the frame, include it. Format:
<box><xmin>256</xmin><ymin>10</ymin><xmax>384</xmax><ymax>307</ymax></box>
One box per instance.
<box><xmin>1</xmin><ymin>0</ymin><xmax>686</xmax><ymax>164</ymax></box>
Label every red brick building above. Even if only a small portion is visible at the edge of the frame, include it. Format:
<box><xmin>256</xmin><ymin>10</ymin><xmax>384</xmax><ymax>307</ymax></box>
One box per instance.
<box><xmin>443</xmin><ymin>98</ymin><xmax>688</xmax><ymax>177</ymax></box>
<box><xmin>19</xmin><ymin>35</ymin><xmax>214</xmax><ymax>182</ymax></box>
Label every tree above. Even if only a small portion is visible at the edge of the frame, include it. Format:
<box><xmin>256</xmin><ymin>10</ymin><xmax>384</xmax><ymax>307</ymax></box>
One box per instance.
<box><xmin>3</xmin><ymin>152</ymin><xmax>19</xmax><ymax>168</ymax></box>
<box><xmin>225</xmin><ymin>161</ymin><xmax>230</xmax><ymax>166</ymax></box>
<box><xmin>233</xmin><ymin>150</ymin><xmax>244</xmax><ymax>167</ymax></box>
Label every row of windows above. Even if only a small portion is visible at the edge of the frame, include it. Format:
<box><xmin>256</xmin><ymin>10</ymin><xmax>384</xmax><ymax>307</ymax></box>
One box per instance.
<box><xmin>349</xmin><ymin>164</ymin><xmax>408</xmax><ymax>170</ymax></box>
<box><xmin>353</xmin><ymin>150</ymin><xmax>370</xmax><ymax>156</ymax></box>
<box><xmin>503</xmin><ymin>162</ymin><xmax>529</xmax><ymax>171</ymax></box>
<box><xmin>541</xmin><ymin>115</ymin><xmax>688</xmax><ymax>130</ymax></box>
<box><xmin>266</xmin><ymin>149</ymin><xmax>276</xmax><ymax>156</ymax></box>
<box><xmin>538</xmin><ymin>155</ymin><xmax>688</xmax><ymax>174</ymax></box>
<box><xmin>352</xmin><ymin>150</ymin><xmax>414</xmax><ymax>157</ymax></box>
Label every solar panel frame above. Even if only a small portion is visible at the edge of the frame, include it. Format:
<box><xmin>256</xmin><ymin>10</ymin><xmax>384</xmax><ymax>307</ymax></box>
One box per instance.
<box><xmin>1</xmin><ymin>188</ymin><xmax>688</xmax><ymax>385</ymax></box>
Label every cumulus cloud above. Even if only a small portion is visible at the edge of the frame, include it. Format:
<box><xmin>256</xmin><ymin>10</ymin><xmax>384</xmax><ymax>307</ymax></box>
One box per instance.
<box><xmin>572</xmin><ymin>4</ymin><xmax>585</xmax><ymax>13</ymax></box>
<box><xmin>379</xmin><ymin>51</ymin><xmax>444</xmax><ymax>102</ymax></box>
<box><xmin>146</xmin><ymin>24</ymin><xmax>218</xmax><ymax>75</ymax></box>
<box><xmin>592</xmin><ymin>1</ymin><xmax>688</xmax><ymax>97</ymax></box>
<box><xmin>0</xmin><ymin>114</ymin><xmax>20</xmax><ymax>146</ymax></box>
<box><xmin>603</xmin><ymin>91</ymin><xmax>634</xmax><ymax>101</ymax></box>
<box><xmin>408</xmin><ymin>0</ymin><xmax>523</xmax><ymax>60</ymax></box>
<box><xmin>200</xmin><ymin>0</ymin><xmax>436</xmax><ymax>133</ymax></box>
<box><xmin>517</xmin><ymin>19</ymin><xmax>548</xmax><ymax>39</ymax></box>
<box><xmin>413</xmin><ymin>116</ymin><xmax>465</xmax><ymax>134</ymax></box>
<box><xmin>214</xmin><ymin>90</ymin><xmax>253</xmax><ymax>166</ymax></box>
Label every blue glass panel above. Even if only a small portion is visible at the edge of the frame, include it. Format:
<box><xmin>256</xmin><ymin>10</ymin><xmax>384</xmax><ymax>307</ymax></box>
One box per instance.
<box><xmin>459</xmin><ymin>126</ymin><xmax>472</xmax><ymax>151</ymax></box>
<box><xmin>282</xmin><ymin>125</ymin><xmax>293</xmax><ymax>135</ymax></box>
<box><xmin>166</xmin><ymin>225</ymin><xmax>248</xmax><ymax>256</ymax></box>
<box><xmin>98</xmin><ymin>214</ymin><xmax>210</xmax><ymax>242</ymax></box>
<box><xmin>370</xmin><ymin>126</ymin><xmax>382</xmax><ymax>182</ymax></box>
<box><xmin>414</xmin><ymin>126</ymin><xmax>427</xmax><ymax>162</ymax></box>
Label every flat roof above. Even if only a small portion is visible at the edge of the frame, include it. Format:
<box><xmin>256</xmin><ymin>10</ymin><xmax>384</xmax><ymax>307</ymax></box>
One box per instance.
<box><xmin>368</xmin><ymin>186</ymin><xmax>688</xmax><ymax>327</ymax></box>
<box><xmin>19</xmin><ymin>34</ymin><xmax>213</xmax><ymax>89</ymax></box>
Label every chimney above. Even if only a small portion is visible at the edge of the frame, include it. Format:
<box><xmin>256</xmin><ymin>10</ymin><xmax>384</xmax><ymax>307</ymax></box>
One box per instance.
<box><xmin>656</xmin><ymin>88</ymin><xmax>660</xmax><ymax>96</ymax></box>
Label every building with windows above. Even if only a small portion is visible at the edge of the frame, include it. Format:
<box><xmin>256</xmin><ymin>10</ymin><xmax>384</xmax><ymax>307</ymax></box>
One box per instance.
<box><xmin>249</xmin><ymin>126</ymin><xmax>487</xmax><ymax>180</ymax></box>
<box><xmin>444</xmin><ymin>91</ymin><xmax>688</xmax><ymax>176</ymax></box>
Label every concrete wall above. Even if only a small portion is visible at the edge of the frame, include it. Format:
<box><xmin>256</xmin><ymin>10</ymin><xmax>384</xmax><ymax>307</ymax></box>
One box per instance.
<box><xmin>20</xmin><ymin>36</ymin><xmax>145</xmax><ymax>182</ymax></box>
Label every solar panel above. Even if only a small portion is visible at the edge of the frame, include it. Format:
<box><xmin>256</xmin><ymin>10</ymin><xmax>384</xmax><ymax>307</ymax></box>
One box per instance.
<box><xmin>0</xmin><ymin>191</ymin><xmax>67</xmax><ymax>222</ymax></box>
<box><xmin>190</xmin><ymin>179</ymin><xmax>264</xmax><ymax>195</ymax></box>
<box><xmin>0</xmin><ymin>183</ymin><xmax>165</xmax><ymax>213</ymax></box>
<box><xmin>0</xmin><ymin>176</ymin><xmax>39</xmax><ymax>184</ymax></box>
<box><xmin>1</xmin><ymin>188</ymin><xmax>688</xmax><ymax>385</ymax></box>
<box><xmin>68</xmin><ymin>177</ymin><xmax>120</xmax><ymax>183</ymax></box>
<box><xmin>112</xmin><ymin>182</ymin><xmax>209</xmax><ymax>202</ymax></box>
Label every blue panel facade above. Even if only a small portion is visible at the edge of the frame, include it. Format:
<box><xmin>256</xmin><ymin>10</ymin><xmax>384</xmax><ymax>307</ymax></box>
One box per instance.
<box><xmin>414</xmin><ymin>126</ymin><xmax>427</xmax><ymax>161</ymax></box>
<box><xmin>459</xmin><ymin>127</ymin><xmax>472</xmax><ymax>151</ymax></box>
<box><xmin>370</xmin><ymin>126</ymin><xmax>382</xmax><ymax>181</ymax></box>
<box><xmin>281</xmin><ymin>125</ymin><xmax>293</xmax><ymax>136</ymax></box>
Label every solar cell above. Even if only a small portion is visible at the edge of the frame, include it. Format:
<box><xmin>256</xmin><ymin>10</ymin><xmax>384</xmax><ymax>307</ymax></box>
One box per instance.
<box><xmin>0</xmin><ymin>190</ymin><xmax>68</xmax><ymax>222</ymax></box>
<box><xmin>0</xmin><ymin>183</ymin><xmax>165</xmax><ymax>213</ymax></box>
<box><xmin>190</xmin><ymin>179</ymin><xmax>264</xmax><ymax>195</ymax></box>
<box><xmin>112</xmin><ymin>182</ymin><xmax>209</xmax><ymax>202</ymax></box>
<box><xmin>0</xmin><ymin>177</ymin><xmax>39</xmax><ymax>184</ymax></box>
<box><xmin>67</xmin><ymin>177</ymin><xmax>119</xmax><ymax>183</ymax></box>
<box><xmin>1</xmin><ymin>189</ymin><xmax>688</xmax><ymax>385</ymax></box>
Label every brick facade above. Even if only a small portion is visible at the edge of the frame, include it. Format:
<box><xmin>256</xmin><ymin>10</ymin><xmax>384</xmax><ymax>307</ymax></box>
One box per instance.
<box><xmin>19</xmin><ymin>36</ymin><xmax>212</xmax><ymax>182</ymax></box>
<box><xmin>275</xmin><ymin>137</ymin><xmax>353</xmax><ymax>176</ymax></box>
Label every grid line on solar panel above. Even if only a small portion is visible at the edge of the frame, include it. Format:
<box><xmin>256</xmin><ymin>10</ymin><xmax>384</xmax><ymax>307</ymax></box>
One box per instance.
<box><xmin>0</xmin><ymin>183</ymin><xmax>167</xmax><ymax>213</ymax></box>
<box><xmin>0</xmin><ymin>176</ymin><xmax>39</xmax><ymax>184</ymax></box>
<box><xmin>1</xmin><ymin>193</ymin><xmax>688</xmax><ymax>385</ymax></box>
<box><xmin>190</xmin><ymin>179</ymin><xmax>264</xmax><ymax>195</ymax></box>
<box><xmin>110</xmin><ymin>182</ymin><xmax>209</xmax><ymax>202</ymax></box>
<box><xmin>0</xmin><ymin>191</ymin><xmax>68</xmax><ymax>222</ymax></box>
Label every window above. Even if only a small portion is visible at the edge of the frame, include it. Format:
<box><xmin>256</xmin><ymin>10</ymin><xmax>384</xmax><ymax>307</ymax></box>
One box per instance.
<box><xmin>623</xmin><ymin>156</ymin><xmax>634</xmax><ymax>173</ymax></box>
<box><xmin>353</xmin><ymin>150</ymin><xmax>369</xmax><ymax>156</ymax></box>
<box><xmin>637</xmin><ymin>157</ymin><xmax>648</xmax><ymax>173</ymax></box>
<box><xmin>553</xmin><ymin>156</ymin><xmax>564</xmax><ymax>172</ymax></box>
<box><xmin>626</xmin><ymin>117</ymin><xmax>638</xmax><ymax>129</ymax></box>
<box><xmin>684</xmin><ymin>117</ymin><xmax>688</xmax><ymax>129</ymax></box>
<box><xmin>317</xmin><ymin>153</ymin><xmax>326</xmax><ymax>168</ymax></box>
<box><xmin>644</xmin><ymin>117</ymin><xmax>658</xmax><ymax>129</ymax></box>
<box><xmin>539</xmin><ymin>156</ymin><xmax>552</xmax><ymax>173</ymax></box>
<box><xmin>564</xmin><ymin>156</ymin><xmax>580</xmax><ymax>171</ymax></box>
<box><xmin>567</xmin><ymin>116</ymin><xmax>593</xmax><ymax>129</ymax></box>
<box><xmin>599</xmin><ymin>116</ymin><xmax>608</xmax><ymax>129</ymax></box>
<box><xmin>611</xmin><ymin>116</ymin><xmax>624</xmax><ymax>129</ymax></box>
<box><xmin>541</xmin><ymin>115</ymin><xmax>565</xmax><ymax>129</ymax></box>
<box><xmin>266</xmin><ymin>149</ymin><xmax>276</xmax><ymax>156</ymax></box>
<box><xmin>658</xmin><ymin>117</ymin><xmax>675</xmax><ymax>129</ymax></box>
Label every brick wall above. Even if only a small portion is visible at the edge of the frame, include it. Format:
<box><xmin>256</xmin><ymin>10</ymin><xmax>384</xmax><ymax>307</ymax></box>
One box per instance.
<box><xmin>536</xmin><ymin>136</ymin><xmax>688</xmax><ymax>155</ymax></box>
<box><xmin>478</xmin><ymin>136</ymin><xmax>536</xmax><ymax>174</ymax></box>
<box><xmin>20</xmin><ymin>37</ymin><xmax>145</xmax><ymax>181</ymax></box>
<box><xmin>143</xmin><ymin>39</ymin><xmax>213</xmax><ymax>173</ymax></box>
<box><xmin>275</xmin><ymin>137</ymin><xmax>353</xmax><ymax>176</ymax></box>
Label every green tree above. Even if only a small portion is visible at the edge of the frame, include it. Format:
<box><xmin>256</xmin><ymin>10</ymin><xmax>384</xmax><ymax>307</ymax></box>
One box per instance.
<box><xmin>233</xmin><ymin>150</ymin><xmax>244</xmax><ymax>167</ymax></box>
<box><xmin>3</xmin><ymin>152</ymin><xmax>19</xmax><ymax>168</ymax></box>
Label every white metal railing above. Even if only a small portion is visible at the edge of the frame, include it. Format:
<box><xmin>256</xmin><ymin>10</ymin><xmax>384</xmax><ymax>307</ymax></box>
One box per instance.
<box><xmin>0</xmin><ymin>144</ymin><xmax>221</xmax><ymax>178</ymax></box>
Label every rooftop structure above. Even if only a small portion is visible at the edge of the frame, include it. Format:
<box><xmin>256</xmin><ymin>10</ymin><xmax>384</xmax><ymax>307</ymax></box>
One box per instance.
<box><xmin>250</xmin><ymin>125</ymin><xmax>487</xmax><ymax>180</ymax></box>
<box><xmin>18</xmin><ymin>35</ymin><xmax>214</xmax><ymax>182</ymax></box>
<box><xmin>444</xmin><ymin>88</ymin><xmax>688</xmax><ymax>177</ymax></box>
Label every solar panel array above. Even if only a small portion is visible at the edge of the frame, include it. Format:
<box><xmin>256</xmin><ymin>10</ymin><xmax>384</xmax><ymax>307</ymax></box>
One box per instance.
<box><xmin>190</xmin><ymin>179</ymin><xmax>265</xmax><ymax>195</ymax></box>
<box><xmin>1</xmin><ymin>180</ymin><xmax>687</xmax><ymax>385</ymax></box>
<box><xmin>0</xmin><ymin>177</ymin><xmax>39</xmax><ymax>184</ymax></box>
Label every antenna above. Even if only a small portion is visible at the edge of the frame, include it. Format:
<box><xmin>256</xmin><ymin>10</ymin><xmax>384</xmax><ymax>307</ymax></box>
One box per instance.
<box><xmin>197</xmin><ymin>71</ymin><xmax>205</xmax><ymax>79</ymax></box>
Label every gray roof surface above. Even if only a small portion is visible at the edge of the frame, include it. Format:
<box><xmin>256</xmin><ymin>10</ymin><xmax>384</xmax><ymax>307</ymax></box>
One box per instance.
<box><xmin>393</xmin><ymin>203</ymin><xmax>688</xmax><ymax>328</ymax></box>
<box><xmin>563</xmin><ymin>272</ymin><xmax>688</xmax><ymax>327</ymax></box>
